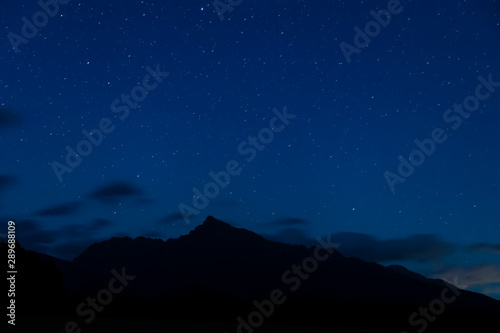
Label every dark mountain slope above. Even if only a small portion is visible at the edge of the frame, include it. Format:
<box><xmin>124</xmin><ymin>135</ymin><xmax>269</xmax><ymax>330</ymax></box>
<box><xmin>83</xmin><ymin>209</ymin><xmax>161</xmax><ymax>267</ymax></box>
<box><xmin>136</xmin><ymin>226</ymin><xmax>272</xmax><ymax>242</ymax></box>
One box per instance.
<box><xmin>12</xmin><ymin>217</ymin><xmax>500</xmax><ymax>331</ymax></box>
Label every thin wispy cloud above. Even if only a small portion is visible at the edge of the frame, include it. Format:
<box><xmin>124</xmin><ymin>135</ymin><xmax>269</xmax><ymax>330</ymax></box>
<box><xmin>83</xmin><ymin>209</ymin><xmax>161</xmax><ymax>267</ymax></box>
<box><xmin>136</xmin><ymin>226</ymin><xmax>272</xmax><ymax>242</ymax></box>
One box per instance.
<box><xmin>88</xmin><ymin>181</ymin><xmax>143</xmax><ymax>203</ymax></box>
<box><xmin>433</xmin><ymin>264</ymin><xmax>500</xmax><ymax>288</ymax></box>
<box><xmin>0</xmin><ymin>174</ymin><xmax>19</xmax><ymax>191</ymax></box>
<box><xmin>468</xmin><ymin>243</ymin><xmax>500</xmax><ymax>254</ymax></box>
<box><xmin>35</xmin><ymin>201</ymin><xmax>82</xmax><ymax>217</ymax></box>
<box><xmin>327</xmin><ymin>233</ymin><xmax>455</xmax><ymax>263</ymax></box>
<box><xmin>271</xmin><ymin>217</ymin><xmax>310</xmax><ymax>227</ymax></box>
<box><xmin>0</xmin><ymin>108</ymin><xmax>22</xmax><ymax>129</ymax></box>
<box><xmin>158</xmin><ymin>212</ymin><xmax>186</xmax><ymax>224</ymax></box>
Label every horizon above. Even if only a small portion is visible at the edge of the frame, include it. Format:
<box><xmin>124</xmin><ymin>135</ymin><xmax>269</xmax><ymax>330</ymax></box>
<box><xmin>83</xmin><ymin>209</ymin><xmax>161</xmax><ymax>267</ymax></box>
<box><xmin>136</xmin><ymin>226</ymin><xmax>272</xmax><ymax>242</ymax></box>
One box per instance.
<box><xmin>6</xmin><ymin>215</ymin><xmax>499</xmax><ymax>302</ymax></box>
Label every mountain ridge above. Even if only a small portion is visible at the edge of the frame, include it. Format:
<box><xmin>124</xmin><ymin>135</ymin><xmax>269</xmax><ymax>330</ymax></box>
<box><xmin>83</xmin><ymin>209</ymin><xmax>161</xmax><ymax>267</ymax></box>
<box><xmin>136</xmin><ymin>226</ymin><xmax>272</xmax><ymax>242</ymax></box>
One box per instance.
<box><xmin>15</xmin><ymin>216</ymin><xmax>500</xmax><ymax>331</ymax></box>
<box><xmin>66</xmin><ymin>217</ymin><xmax>498</xmax><ymax>303</ymax></box>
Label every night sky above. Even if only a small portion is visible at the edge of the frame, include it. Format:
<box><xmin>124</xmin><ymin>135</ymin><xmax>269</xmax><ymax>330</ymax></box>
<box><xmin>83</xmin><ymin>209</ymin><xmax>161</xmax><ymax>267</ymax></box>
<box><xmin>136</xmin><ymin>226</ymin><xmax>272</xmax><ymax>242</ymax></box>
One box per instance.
<box><xmin>1</xmin><ymin>0</ymin><xmax>500</xmax><ymax>299</ymax></box>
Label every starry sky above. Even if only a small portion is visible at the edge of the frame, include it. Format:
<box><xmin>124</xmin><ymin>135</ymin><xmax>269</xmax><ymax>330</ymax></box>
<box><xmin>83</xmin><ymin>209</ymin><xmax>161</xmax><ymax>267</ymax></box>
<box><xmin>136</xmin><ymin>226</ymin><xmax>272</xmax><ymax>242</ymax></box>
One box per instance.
<box><xmin>1</xmin><ymin>0</ymin><xmax>500</xmax><ymax>299</ymax></box>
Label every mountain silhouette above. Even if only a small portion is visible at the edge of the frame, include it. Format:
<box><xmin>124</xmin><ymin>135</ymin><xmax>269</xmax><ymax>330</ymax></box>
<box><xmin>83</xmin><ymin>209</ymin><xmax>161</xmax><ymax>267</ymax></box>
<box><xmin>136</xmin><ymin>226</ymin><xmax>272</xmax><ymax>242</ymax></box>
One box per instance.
<box><xmin>8</xmin><ymin>216</ymin><xmax>500</xmax><ymax>332</ymax></box>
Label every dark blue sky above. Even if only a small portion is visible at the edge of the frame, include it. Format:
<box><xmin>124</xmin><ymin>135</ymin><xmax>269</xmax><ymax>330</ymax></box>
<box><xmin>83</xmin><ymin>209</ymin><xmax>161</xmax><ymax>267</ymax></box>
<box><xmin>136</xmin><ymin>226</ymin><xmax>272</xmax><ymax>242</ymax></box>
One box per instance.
<box><xmin>1</xmin><ymin>0</ymin><xmax>500</xmax><ymax>298</ymax></box>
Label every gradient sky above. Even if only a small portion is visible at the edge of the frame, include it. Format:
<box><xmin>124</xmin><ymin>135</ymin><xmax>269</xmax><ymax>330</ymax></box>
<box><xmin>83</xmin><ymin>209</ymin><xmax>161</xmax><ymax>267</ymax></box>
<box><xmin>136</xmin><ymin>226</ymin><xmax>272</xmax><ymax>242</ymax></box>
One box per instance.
<box><xmin>1</xmin><ymin>0</ymin><xmax>500</xmax><ymax>299</ymax></box>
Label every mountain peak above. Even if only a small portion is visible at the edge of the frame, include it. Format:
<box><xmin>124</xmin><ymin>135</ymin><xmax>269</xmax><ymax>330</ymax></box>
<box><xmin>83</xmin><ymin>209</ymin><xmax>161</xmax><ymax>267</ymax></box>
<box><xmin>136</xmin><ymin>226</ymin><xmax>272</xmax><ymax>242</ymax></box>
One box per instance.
<box><xmin>201</xmin><ymin>215</ymin><xmax>233</xmax><ymax>229</ymax></box>
<box><xmin>191</xmin><ymin>216</ymin><xmax>241</xmax><ymax>235</ymax></box>
<box><xmin>181</xmin><ymin>216</ymin><xmax>265</xmax><ymax>245</ymax></box>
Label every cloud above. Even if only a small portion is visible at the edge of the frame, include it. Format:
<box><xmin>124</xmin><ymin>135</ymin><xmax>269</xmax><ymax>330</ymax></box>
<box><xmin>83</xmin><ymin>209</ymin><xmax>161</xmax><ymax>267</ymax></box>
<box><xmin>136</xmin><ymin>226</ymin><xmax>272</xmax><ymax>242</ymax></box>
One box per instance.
<box><xmin>321</xmin><ymin>232</ymin><xmax>455</xmax><ymax>263</ymax></box>
<box><xmin>264</xmin><ymin>228</ymin><xmax>316</xmax><ymax>246</ymax></box>
<box><xmin>90</xmin><ymin>218</ymin><xmax>113</xmax><ymax>229</ymax></box>
<box><xmin>59</xmin><ymin>224</ymin><xmax>94</xmax><ymax>238</ymax></box>
<box><xmin>468</xmin><ymin>243</ymin><xmax>500</xmax><ymax>254</ymax></box>
<box><xmin>57</xmin><ymin>219</ymin><xmax>112</xmax><ymax>238</ymax></box>
<box><xmin>0</xmin><ymin>108</ymin><xmax>22</xmax><ymax>129</ymax></box>
<box><xmin>88</xmin><ymin>181</ymin><xmax>143</xmax><ymax>203</ymax></box>
<box><xmin>0</xmin><ymin>174</ymin><xmax>19</xmax><ymax>192</ymax></box>
<box><xmin>1</xmin><ymin>218</ymin><xmax>109</xmax><ymax>260</ymax></box>
<box><xmin>35</xmin><ymin>201</ymin><xmax>82</xmax><ymax>217</ymax></box>
<box><xmin>482</xmin><ymin>285</ymin><xmax>500</xmax><ymax>297</ymax></box>
<box><xmin>433</xmin><ymin>264</ymin><xmax>500</xmax><ymax>288</ymax></box>
<box><xmin>264</xmin><ymin>230</ymin><xmax>454</xmax><ymax>263</ymax></box>
<box><xmin>52</xmin><ymin>219</ymin><xmax>112</xmax><ymax>242</ymax></box>
<box><xmin>63</xmin><ymin>225</ymin><xmax>89</xmax><ymax>237</ymax></box>
<box><xmin>16</xmin><ymin>219</ymin><xmax>109</xmax><ymax>260</ymax></box>
<box><xmin>271</xmin><ymin>217</ymin><xmax>310</xmax><ymax>227</ymax></box>
<box><xmin>42</xmin><ymin>220</ymin><xmax>115</xmax><ymax>259</ymax></box>
<box><xmin>11</xmin><ymin>219</ymin><xmax>58</xmax><ymax>248</ymax></box>
<box><xmin>158</xmin><ymin>212</ymin><xmax>187</xmax><ymax>224</ymax></box>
